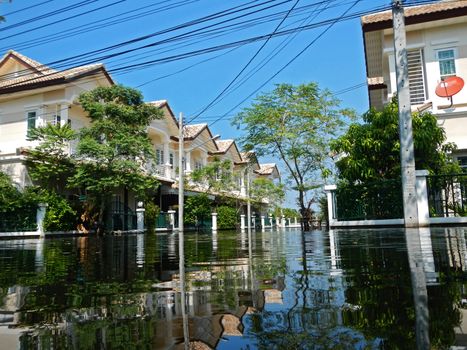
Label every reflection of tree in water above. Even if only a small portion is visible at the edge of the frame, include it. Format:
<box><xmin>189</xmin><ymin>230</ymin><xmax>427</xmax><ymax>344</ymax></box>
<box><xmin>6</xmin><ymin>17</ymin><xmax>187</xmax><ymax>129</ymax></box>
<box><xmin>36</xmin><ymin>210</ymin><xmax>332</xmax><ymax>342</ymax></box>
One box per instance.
<box><xmin>340</xmin><ymin>229</ymin><xmax>465</xmax><ymax>348</ymax></box>
<box><xmin>245</xmin><ymin>231</ymin><xmax>381</xmax><ymax>349</ymax></box>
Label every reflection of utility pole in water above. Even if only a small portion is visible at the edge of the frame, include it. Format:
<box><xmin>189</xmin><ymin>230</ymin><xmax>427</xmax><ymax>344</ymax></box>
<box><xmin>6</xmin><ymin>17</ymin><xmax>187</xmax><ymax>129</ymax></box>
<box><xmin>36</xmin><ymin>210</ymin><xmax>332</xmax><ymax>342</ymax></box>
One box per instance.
<box><xmin>405</xmin><ymin>228</ymin><xmax>430</xmax><ymax>349</ymax></box>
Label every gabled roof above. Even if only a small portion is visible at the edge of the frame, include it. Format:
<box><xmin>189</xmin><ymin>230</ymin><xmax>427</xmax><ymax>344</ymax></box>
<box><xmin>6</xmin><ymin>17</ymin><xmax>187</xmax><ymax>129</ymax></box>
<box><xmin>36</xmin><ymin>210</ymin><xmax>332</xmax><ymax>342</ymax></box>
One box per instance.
<box><xmin>255</xmin><ymin>163</ymin><xmax>278</xmax><ymax>176</ymax></box>
<box><xmin>214</xmin><ymin>139</ymin><xmax>234</xmax><ymax>153</ymax></box>
<box><xmin>184</xmin><ymin>123</ymin><xmax>207</xmax><ymax>139</ymax></box>
<box><xmin>0</xmin><ymin>50</ymin><xmax>114</xmax><ymax>95</ymax></box>
<box><xmin>237</xmin><ymin>151</ymin><xmax>260</xmax><ymax>170</ymax></box>
<box><xmin>147</xmin><ymin>99</ymin><xmax>179</xmax><ymax>127</ymax></box>
<box><xmin>0</xmin><ymin>50</ymin><xmax>56</xmax><ymax>75</ymax></box>
<box><xmin>362</xmin><ymin>1</ymin><xmax>467</xmax><ymax>32</ymax></box>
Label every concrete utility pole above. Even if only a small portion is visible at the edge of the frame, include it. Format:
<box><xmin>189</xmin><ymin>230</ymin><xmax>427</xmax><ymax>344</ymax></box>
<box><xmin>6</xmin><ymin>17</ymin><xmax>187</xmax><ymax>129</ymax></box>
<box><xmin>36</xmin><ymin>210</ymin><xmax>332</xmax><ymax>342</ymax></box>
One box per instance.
<box><xmin>392</xmin><ymin>0</ymin><xmax>419</xmax><ymax>227</ymax></box>
<box><xmin>178</xmin><ymin>112</ymin><xmax>190</xmax><ymax>350</ymax></box>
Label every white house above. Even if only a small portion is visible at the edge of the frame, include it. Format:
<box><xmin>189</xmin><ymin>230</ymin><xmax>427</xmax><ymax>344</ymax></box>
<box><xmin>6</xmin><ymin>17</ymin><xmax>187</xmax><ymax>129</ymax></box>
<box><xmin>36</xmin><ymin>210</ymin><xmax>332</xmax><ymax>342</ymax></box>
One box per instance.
<box><xmin>361</xmin><ymin>0</ymin><xmax>467</xmax><ymax>167</ymax></box>
<box><xmin>0</xmin><ymin>50</ymin><xmax>280</xmax><ymax>228</ymax></box>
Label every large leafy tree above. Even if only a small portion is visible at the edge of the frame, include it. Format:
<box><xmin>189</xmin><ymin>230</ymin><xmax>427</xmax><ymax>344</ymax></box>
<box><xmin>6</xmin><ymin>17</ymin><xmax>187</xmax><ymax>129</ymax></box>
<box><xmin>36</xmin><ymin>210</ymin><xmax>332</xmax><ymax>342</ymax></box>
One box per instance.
<box><xmin>331</xmin><ymin>99</ymin><xmax>460</xmax><ymax>184</ymax></box>
<box><xmin>69</xmin><ymin>85</ymin><xmax>163</xmax><ymax>231</ymax></box>
<box><xmin>26</xmin><ymin>123</ymin><xmax>76</xmax><ymax>193</ymax></box>
<box><xmin>233</xmin><ymin>83</ymin><xmax>352</xmax><ymax>230</ymax></box>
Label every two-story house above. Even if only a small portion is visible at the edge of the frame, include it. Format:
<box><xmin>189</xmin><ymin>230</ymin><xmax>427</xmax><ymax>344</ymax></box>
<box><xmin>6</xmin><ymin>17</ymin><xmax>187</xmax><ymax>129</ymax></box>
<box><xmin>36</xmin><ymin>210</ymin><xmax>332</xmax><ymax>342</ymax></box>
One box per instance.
<box><xmin>0</xmin><ymin>50</ymin><xmax>280</xmax><ymax>227</ymax></box>
<box><xmin>361</xmin><ymin>0</ymin><xmax>467</xmax><ymax>167</ymax></box>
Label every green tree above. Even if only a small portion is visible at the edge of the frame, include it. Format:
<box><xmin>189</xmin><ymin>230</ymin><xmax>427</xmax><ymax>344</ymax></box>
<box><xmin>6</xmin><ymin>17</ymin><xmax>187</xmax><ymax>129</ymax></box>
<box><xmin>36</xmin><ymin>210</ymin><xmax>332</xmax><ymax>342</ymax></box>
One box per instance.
<box><xmin>233</xmin><ymin>83</ymin><xmax>352</xmax><ymax>230</ymax></box>
<box><xmin>189</xmin><ymin>156</ymin><xmax>236</xmax><ymax>197</ymax></box>
<box><xmin>184</xmin><ymin>193</ymin><xmax>212</xmax><ymax>227</ymax></box>
<box><xmin>331</xmin><ymin>99</ymin><xmax>461</xmax><ymax>184</ymax></box>
<box><xmin>26</xmin><ymin>123</ymin><xmax>76</xmax><ymax>192</ymax></box>
<box><xmin>69</xmin><ymin>85</ymin><xmax>163</xmax><ymax>231</ymax></box>
<box><xmin>250</xmin><ymin>177</ymin><xmax>284</xmax><ymax>207</ymax></box>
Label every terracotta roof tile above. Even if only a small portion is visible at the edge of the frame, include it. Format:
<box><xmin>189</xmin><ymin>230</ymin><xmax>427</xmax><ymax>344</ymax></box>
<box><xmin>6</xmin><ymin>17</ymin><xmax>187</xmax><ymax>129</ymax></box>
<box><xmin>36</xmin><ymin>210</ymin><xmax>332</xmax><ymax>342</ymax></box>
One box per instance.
<box><xmin>361</xmin><ymin>1</ymin><xmax>467</xmax><ymax>26</ymax></box>
<box><xmin>0</xmin><ymin>49</ymin><xmax>57</xmax><ymax>75</ymax></box>
<box><xmin>183</xmin><ymin>123</ymin><xmax>207</xmax><ymax>139</ymax></box>
<box><xmin>256</xmin><ymin>163</ymin><xmax>277</xmax><ymax>175</ymax></box>
<box><xmin>214</xmin><ymin>139</ymin><xmax>234</xmax><ymax>153</ymax></box>
<box><xmin>0</xmin><ymin>63</ymin><xmax>105</xmax><ymax>90</ymax></box>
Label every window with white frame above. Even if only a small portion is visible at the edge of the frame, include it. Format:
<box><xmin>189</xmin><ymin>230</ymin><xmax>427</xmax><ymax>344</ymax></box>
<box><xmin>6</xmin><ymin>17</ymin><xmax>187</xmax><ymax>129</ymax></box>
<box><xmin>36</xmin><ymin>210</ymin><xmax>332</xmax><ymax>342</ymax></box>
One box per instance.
<box><xmin>195</xmin><ymin>161</ymin><xmax>203</xmax><ymax>170</ymax></box>
<box><xmin>155</xmin><ymin>149</ymin><xmax>164</xmax><ymax>165</ymax></box>
<box><xmin>169</xmin><ymin>153</ymin><xmax>174</xmax><ymax>167</ymax></box>
<box><xmin>437</xmin><ymin>48</ymin><xmax>456</xmax><ymax>78</ymax></box>
<box><xmin>26</xmin><ymin>111</ymin><xmax>37</xmax><ymax>137</ymax></box>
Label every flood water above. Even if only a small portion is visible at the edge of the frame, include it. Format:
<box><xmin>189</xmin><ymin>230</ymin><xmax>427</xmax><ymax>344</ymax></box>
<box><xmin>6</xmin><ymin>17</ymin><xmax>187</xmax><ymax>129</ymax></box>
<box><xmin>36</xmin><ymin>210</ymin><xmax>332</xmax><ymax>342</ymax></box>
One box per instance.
<box><xmin>0</xmin><ymin>227</ymin><xmax>466</xmax><ymax>349</ymax></box>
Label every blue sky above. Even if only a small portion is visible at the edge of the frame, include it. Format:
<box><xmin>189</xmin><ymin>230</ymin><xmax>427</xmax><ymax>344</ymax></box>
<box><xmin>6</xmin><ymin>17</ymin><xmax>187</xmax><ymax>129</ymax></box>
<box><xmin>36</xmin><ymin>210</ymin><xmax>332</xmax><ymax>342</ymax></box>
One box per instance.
<box><xmin>0</xmin><ymin>0</ymin><xmax>395</xmax><ymax>207</ymax></box>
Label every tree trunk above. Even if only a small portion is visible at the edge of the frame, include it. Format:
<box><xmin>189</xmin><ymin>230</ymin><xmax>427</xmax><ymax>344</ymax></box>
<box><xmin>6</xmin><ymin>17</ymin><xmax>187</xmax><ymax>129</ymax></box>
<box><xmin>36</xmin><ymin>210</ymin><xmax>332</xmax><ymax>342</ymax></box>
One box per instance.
<box><xmin>298</xmin><ymin>189</ymin><xmax>310</xmax><ymax>231</ymax></box>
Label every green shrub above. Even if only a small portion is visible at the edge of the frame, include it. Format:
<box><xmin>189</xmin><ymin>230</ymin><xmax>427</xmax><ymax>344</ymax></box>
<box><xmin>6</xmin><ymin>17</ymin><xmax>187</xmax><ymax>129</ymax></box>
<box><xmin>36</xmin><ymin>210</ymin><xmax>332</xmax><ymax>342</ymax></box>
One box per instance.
<box><xmin>144</xmin><ymin>201</ymin><xmax>160</xmax><ymax>232</ymax></box>
<box><xmin>42</xmin><ymin>192</ymin><xmax>78</xmax><ymax>232</ymax></box>
<box><xmin>184</xmin><ymin>194</ymin><xmax>211</xmax><ymax>226</ymax></box>
<box><xmin>217</xmin><ymin>205</ymin><xmax>237</xmax><ymax>229</ymax></box>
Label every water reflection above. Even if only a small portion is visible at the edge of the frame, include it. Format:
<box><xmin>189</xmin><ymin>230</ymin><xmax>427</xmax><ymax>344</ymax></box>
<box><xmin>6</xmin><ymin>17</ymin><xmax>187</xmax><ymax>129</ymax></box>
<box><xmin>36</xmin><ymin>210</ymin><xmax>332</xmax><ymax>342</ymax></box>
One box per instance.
<box><xmin>0</xmin><ymin>228</ymin><xmax>466</xmax><ymax>348</ymax></box>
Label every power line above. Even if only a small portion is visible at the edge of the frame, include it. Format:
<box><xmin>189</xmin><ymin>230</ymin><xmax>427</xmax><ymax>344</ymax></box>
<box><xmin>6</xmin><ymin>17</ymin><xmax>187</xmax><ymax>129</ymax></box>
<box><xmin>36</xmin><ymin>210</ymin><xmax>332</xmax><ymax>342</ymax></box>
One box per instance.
<box><xmin>2</xmin><ymin>0</ymin><xmax>127</xmax><ymax>41</ymax></box>
<box><xmin>188</xmin><ymin>0</ymin><xmax>302</xmax><ymax>123</ymax></box>
<box><xmin>2</xmin><ymin>0</ymin><xmax>55</xmax><ymax>17</ymax></box>
<box><xmin>0</xmin><ymin>2</ymin><xmax>391</xmax><ymax>91</ymax></box>
<box><xmin>189</xmin><ymin>0</ymin><xmax>343</xmax><ymax>116</ymax></box>
<box><xmin>205</xmin><ymin>0</ymin><xmax>363</xmax><ymax>129</ymax></box>
<box><xmin>0</xmin><ymin>0</ymin><xmax>100</xmax><ymax>33</ymax></box>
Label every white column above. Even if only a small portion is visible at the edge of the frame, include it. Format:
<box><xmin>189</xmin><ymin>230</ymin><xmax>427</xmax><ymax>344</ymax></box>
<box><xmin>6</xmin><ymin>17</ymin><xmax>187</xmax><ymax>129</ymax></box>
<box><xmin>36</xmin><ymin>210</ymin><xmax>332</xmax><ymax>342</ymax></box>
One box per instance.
<box><xmin>240</xmin><ymin>174</ymin><xmax>246</xmax><ymax>196</ymax></box>
<box><xmin>168</xmin><ymin>210</ymin><xmax>176</xmax><ymax>230</ymax></box>
<box><xmin>324</xmin><ymin>185</ymin><xmax>337</xmax><ymax>227</ymax></box>
<box><xmin>136</xmin><ymin>208</ymin><xmax>145</xmax><ymax>231</ymax></box>
<box><xmin>240</xmin><ymin>214</ymin><xmax>246</xmax><ymax>230</ymax></box>
<box><xmin>294</xmin><ymin>217</ymin><xmax>298</xmax><ymax>226</ymax></box>
<box><xmin>252</xmin><ymin>215</ymin><xmax>256</xmax><ymax>229</ymax></box>
<box><xmin>60</xmin><ymin>103</ymin><xmax>69</xmax><ymax>126</ymax></box>
<box><xmin>36</xmin><ymin>203</ymin><xmax>48</xmax><ymax>237</ymax></box>
<box><xmin>212</xmin><ymin>212</ymin><xmax>218</xmax><ymax>231</ymax></box>
<box><xmin>415</xmin><ymin>170</ymin><xmax>430</xmax><ymax>227</ymax></box>
<box><xmin>185</xmin><ymin>150</ymin><xmax>192</xmax><ymax>173</ymax></box>
<box><xmin>269</xmin><ymin>215</ymin><xmax>273</xmax><ymax>228</ymax></box>
<box><xmin>164</xmin><ymin>142</ymin><xmax>172</xmax><ymax>178</ymax></box>
<box><xmin>282</xmin><ymin>215</ymin><xmax>286</xmax><ymax>228</ymax></box>
<box><xmin>260</xmin><ymin>216</ymin><xmax>265</xmax><ymax>230</ymax></box>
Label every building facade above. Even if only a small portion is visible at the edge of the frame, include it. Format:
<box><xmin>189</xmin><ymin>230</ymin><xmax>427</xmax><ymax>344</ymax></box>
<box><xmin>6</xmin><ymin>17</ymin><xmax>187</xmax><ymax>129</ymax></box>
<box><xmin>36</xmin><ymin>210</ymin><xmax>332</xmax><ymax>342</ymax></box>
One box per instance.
<box><xmin>0</xmin><ymin>50</ymin><xmax>280</xmax><ymax>229</ymax></box>
<box><xmin>361</xmin><ymin>0</ymin><xmax>467</xmax><ymax>167</ymax></box>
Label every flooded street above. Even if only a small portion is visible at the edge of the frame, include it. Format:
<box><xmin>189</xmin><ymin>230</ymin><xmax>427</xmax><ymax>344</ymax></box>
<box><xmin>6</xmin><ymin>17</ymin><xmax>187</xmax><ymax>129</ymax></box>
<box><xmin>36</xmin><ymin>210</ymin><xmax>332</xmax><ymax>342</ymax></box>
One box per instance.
<box><xmin>0</xmin><ymin>227</ymin><xmax>466</xmax><ymax>349</ymax></box>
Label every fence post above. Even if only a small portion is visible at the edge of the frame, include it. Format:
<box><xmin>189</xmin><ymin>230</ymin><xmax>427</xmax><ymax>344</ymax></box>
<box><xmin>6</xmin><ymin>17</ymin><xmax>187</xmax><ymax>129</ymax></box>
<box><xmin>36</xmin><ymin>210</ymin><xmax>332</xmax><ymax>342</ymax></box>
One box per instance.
<box><xmin>212</xmin><ymin>212</ymin><xmax>218</xmax><ymax>232</ymax></box>
<box><xmin>261</xmin><ymin>215</ymin><xmax>265</xmax><ymax>230</ymax></box>
<box><xmin>252</xmin><ymin>215</ymin><xmax>256</xmax><ymax>229</ymax></box>
<box><xmin>324</xmin><ymin>185</ymin><xmax>337</xmax><ymax>227</ymax></box>
<box><xmin>269</xmin><ymin>215</ymin><xmax>273</xmax><ymax>228</ymax></box>
<box><xmin>282</xmin><ymin>215</ymin><xmax>286</xmax><ymax>228</ymax></box>
<box><xmin>36</xmin><ymin>203</ymin><xmax>48</xmax><ymax>238</ymax></box>
<box><xmin>415</xmin><ymin>170</ymin><xmax>430</xmax><ymax>227</ymax></box>
<box><xmin>240</xmin><ymin>214</ymin><xmax>246</xmax><ymax>230</ymax></box>
<box><xmin>168</xmin><ymin>210</ymin><xmax>176</xmax><ymax>231</ymax></box>
<box><xmin>136</xmin><ymin>208</ymin><xmax>145</xmax><ymax>232</ymax></box>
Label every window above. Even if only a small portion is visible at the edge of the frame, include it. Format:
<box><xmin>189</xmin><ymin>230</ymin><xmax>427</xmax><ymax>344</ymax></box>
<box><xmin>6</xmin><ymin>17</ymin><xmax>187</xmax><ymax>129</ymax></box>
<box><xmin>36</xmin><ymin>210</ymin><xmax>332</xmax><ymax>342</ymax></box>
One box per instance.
<box><xmin>156</xmin><ymin>149</ymin><xmax>164</xmax><ymax>165</ymax></box>
<box><xmin>458</xmin><ymin>156</ymin><xmax>467</xmax><ymax>172</ymax></box>
<box><xmin>53</xmin><ymin>114</ymin><xmax>61</xmax><ymax>126</ymax></box>
<box><xmin>407</xmin><ymin>49</ymin><xmax>427</xmax><ymax>105</ymax></box>
<box><xmin>437</xmin><ymin>49</ymin><xmax>456</xmax><ymax>78</ymax></box>
<box><xmin>27</xmin><ymin>111</ymin><xmax>37</xmax><ymax>137</ymax></box>
<box><xmin>195</xmin><ymin>161</ymin><xmax>203</xmax><ymax>170</ymax></box>
<box><xmin>169</xmin><ymin>153</ymin><xmax>174</xmax><ymax>167</ymax></box>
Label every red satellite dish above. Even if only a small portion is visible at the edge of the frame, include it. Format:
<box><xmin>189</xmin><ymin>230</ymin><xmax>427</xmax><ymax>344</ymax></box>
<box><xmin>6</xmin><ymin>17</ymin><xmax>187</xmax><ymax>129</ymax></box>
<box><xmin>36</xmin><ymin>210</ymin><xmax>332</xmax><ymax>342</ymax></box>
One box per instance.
<box><xmin>435</xmin><ymin>76</ymin><xmax>464</xmax><ymax>109</ymax></box>
<box><xmin>435</xmin><ymin>76</ymin><xmax>464</xmax><ymax>98</ymax></box>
